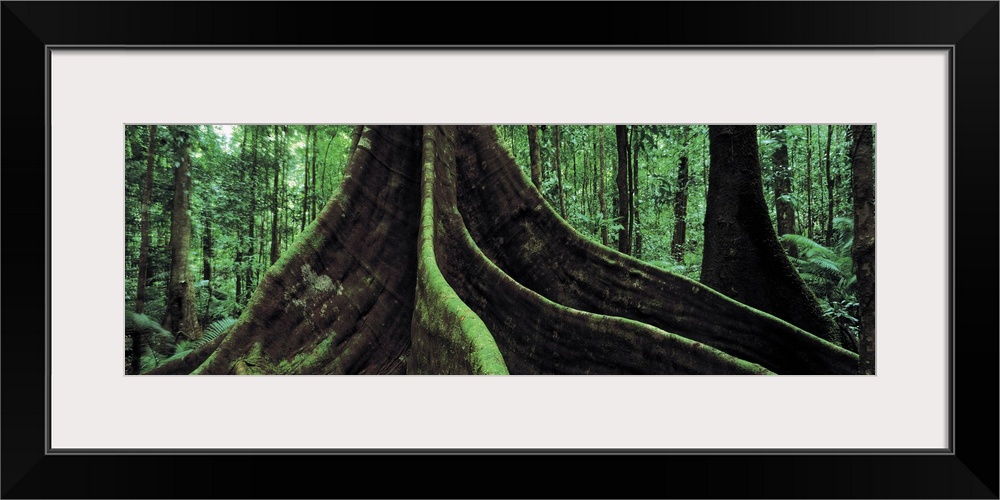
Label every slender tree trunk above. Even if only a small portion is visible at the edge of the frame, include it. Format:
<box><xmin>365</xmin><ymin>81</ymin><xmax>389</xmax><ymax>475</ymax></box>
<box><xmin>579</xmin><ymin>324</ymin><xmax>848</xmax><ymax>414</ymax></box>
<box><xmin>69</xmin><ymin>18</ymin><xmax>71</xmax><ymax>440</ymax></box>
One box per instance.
<box><xmin>702</xmin><ymin>125</ymin><xmax>848</xmax><ymax>351</ymax></box>
<box><xmin>302</xmin><ymin>125</ymin><xmax>310</xmax><ymax>232</ymax></box>
<box><xmin>136</xmin><ymin>125</ymin><xmax>157</xmax><ymax>316</ymax></box>
<box><xmin>583</xmin><ymin>151</ymin><xmax>591</xmax><ymax>222</ymax></box>
<box><xmin>772</xmin><ymin>126</ymin><xmax>797</xmax><ymax>257</ymax></box>
<box><xmin>554</xmin><ymin>126</ymin><xmax>566</xmax><ymax>219</ymax></box>
<box><xmin>202</xmin><ymin>209</ymin><xmax>213</xmax><ymax>321</ymax></box>
<box><xmin>300</xmin><ymin>128</ymin><xmax>309</xmax><ymax>231</ymax></box>
<box><xmin>320</xmin><ymin>128</ymin><xmax>335</xmax><ymax>202</ymax></box>
<box><xmin>824</xmin><ymin>125</ymin><xmax>834</xmax><ymax>246</ymax></box>
<box><xmin>270</xmin><ymin>126</ymin><xmax>282</xmax><ymax>265</ymax></box>
<box><xmin>246</xmin><ymin>127</ymin><xmax>258</xmax><ymax>303</ymax></box>
<box><xmin>528</xmin><ymin>125</ymin><xmax>542</xmax><ymax>190</ymax></box>
<box><xmin>234</xmin><ymin>127</ymin><xmax>248</xmax><ymax>306</ymax></box>
<box><xmin>132</xmin><ymin>125</ymin><xmax>157</xmax><ymax>375</ymax></box>
<box><xmin>851</xmin><ymin>125</ymin><xmax>875</xmax><ymax>374</ymax></box>
<box><xmin>615</xmin><ymin>125</ymin><xmax>631</xmax><ymax>254</ymax></box>
<box><xmin>310</xmin><ymin>126</ymin><xmax>318</xmax><ymax>220</ymax></box>
<box><xmin>572</xmin><ymin>146</ymin><xmax>578</xmax><ymax>217</ymax></box>
<box><xmin>632</xmin><ymin>126</ymin><xmax>642</xmax><ymax>258</ymax></box>
<box><xmin>598</xmin><ymin>127</ymin><xmax>608</xmax><ymax>246</ymax></box>
<box><xmin>163</xmin><ymin>131</ymin><xmax>202</xmax><ymax>340</ymax></box>
<box><xmin>670</xmin><ymin>156</ymin><xmax>689</xmax><ymax>262</ymax></box>
<box><xmin>806</xmin><ymin>125</ymin><xmax>814</xmax><ymax>240</ymax></box>
<box><xmin>234</xmin><ymin>234</ymin><xmax>243</xmax><ymax>307</ymax></box>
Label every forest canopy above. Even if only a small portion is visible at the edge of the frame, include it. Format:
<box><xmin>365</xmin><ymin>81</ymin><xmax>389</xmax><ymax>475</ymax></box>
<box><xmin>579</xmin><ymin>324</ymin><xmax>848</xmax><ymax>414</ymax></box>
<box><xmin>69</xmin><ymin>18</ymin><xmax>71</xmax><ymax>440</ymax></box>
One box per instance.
<box><xmin>124</xmin><ymin>124</ymin><xmax>874</xmax><ymax>375</ymax></box>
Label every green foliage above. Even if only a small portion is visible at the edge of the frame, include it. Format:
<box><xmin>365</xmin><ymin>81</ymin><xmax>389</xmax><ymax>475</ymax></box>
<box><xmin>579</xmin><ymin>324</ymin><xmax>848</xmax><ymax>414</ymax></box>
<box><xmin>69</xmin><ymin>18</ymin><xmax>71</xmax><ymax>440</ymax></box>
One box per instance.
<box><xmin>195</xmin><ymin>317</ymin><xmax>238</xmax><ymax>348</ymax></box>
<box><xmin>125</xmin><ymin>311</ymin><xmax>177</xmax><ymax>374</ymax></box>
<box><xmin>781</xmin><ymin>218</ymin><xmax>859</xmax><ymax>339</ymax></box>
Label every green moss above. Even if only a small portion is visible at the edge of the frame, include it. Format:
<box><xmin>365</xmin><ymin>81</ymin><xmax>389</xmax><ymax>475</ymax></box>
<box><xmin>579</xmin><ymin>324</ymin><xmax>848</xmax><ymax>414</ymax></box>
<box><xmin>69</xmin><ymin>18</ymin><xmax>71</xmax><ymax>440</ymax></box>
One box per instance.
<box><xmin>411</xmin><ymin>126</ymin><xmax>508</xmax><ymax>375</ymax></box>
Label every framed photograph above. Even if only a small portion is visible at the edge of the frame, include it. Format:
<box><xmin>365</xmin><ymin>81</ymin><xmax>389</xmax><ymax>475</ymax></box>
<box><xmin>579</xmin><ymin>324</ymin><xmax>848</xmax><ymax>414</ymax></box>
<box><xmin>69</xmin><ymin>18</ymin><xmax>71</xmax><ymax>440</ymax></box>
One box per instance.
<box><xmin>4</xmin><ymin>2</ymin><xmax>996</xmax><ymax>498</ymax></box>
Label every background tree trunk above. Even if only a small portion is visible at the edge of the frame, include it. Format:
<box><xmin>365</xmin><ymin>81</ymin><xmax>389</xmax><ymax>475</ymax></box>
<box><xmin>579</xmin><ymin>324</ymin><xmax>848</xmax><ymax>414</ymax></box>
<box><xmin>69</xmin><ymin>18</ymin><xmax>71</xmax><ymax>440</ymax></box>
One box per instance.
<box><xmin>202</xmin><ymin>209</ymin><xmax>213</xmax><ymax>321</ymax></box>
<box><xmin>162</xmin><ymin>131</ymin><xmax>202</xmax><ymax>340</ymax></box>
<box><xmin>245</xmin><ymin>127</ymin><xmax>259</xmax><ymax>304</ymax></box>
<box><xmin>851</xmin><ymin>125</ymin><xmax>875</xmax><ymax>374</ymax></box>
<box><xmin>670</xmin><ymin>155</ymin><xmax>689</xmax><ymax>261</ymax></box>
<box><xmin>806</xmin><ymin>125</ymin><xmax>814</xmax><ymax>240</ymax></box>
<box><xmin>136</xmin><ymin>125</ymin><xmax>156</xmax><ymax>316</ymax></box>
<box><xmin>824</xmin><ymin>125</ymin><xmax>834</xmax><ymax>246</ymax></box>
<box><xmin>701</xmin><ymin>125</ymin><xmax>849</xmax><ymax>351</ymax></box>
<box><xmin>598</xmin><ymin>127</ymin><xmax>608</xmax><ymax>246</ymax></box>
<box><xmin>631</xmin><ymin>126</ymin><xmax>642</xmax><ymax>258</ymax></box>
<box><xmin>554</xmin><ymin>125</ymin><xmax>566</xmax><ymax>219</ymax></box>
<box><xmin>772</xmin><ymin>126</ymin><xmax>798</xmax><ymax>257</ymax></box>
<box><xmin>270</xmin><ymin>126</ymin><xmax>282</xmax><ymax>265</ymax></box>
<box><xmin>615</xmin><ymin>125</ymin><xmax>631</xmax><ymax>254</ymax></box>
<box><xmin>528</xmin><ymin>125</ymin><xmax>542</xmax><ymax>190</ymax></box>
<box><xmin>301</xmin><ymin>125</ymin><xmax>310</xmax><ymax>232</ymax></box>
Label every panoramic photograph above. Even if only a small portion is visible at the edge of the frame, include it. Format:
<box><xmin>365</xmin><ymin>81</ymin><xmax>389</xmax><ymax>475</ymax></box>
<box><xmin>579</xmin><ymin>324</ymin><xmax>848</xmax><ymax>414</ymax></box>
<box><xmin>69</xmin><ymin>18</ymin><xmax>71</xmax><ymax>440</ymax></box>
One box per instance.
<box><xmin>124</xmin><ymin>124</ymin><xmax>875</xmax><ymax>375</ymax></box>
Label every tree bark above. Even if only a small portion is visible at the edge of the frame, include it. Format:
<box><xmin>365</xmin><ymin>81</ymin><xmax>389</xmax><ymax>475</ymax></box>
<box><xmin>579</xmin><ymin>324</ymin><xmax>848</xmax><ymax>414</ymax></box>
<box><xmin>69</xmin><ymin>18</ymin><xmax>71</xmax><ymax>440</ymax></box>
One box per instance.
<box><xmin>528</xmin><ymin>125</ymin><xmax>542</xmax><ymax>190</ymax></box>
<box><xmin>598</xmin><ymin>127</ymin><xmax>608</xmax><ymax>246</ymax></box>
<box><xmin>301</xmin><ymin>125</ymin><xmax>310</xmax><ymax>232</ymax></box>
<box><xmin>310</xmin><ymin>126</ymin><xmax>318</xmax><ymax>220</ymax></box>
<box><xmin>670</xmin><ymin>155</ymin><xmax>689</xmax><ymax>262</ymax></box>
<box><xmin>824</xmin><ymin>125</ymin><xmax>834</xmax><ymax>246</ymax></box>
<box><xmin>150</xmin><ymin>125</ymin><xmax>856</xmax><ymax>376</ymax></box>
<box><xmin>202</xmin><ymin>209</ymin><xmax>213</xmax><ymax>320</ymax></box>
<box><xmin>701</xmin><ymin>125</ymin><xmax>850</xmax><ymax>351</ymax></box>
<box><xmin>270</xmin><ymin>126</ymin><xmax>282</xmax><ymax>265</ymax></box>
<box><xmin>772</xmin><ymin>126</ymin><xmax>798</xmax><ymax>258</ymax></box>
<box><xmin>806</xmin><ymin>125</ymin><xmax>814</xmax><ymax>240</ymax></box>
<box><xmin>615</xmin><ymin>125</ymin><xmax>631</xmax><ymax>254</ymax></box>
<box><xmin>632</xmin><ymin>126</ymin><xmax>642</xmax><ymax>258</ymax></box>
<box><xmin>851</xmin><ymin>125</ymin><xmax>875</xmax><ymax>374</ymax></box>
<box><xmin>133</xmin><ymin>125</ymin><xmax>157</xmax><ymax>375</ymax></box>
<box><xmin>554</xmin><ymin>125</ymin><xmax>566</xmax><ymax>219</ymax></box>
<box><xmin>136</xmin><ymin>125</ymin><xmax>157</xmax><ymax>316</ymax></box>
<box><xmin>245</xmin><ymin>127</ymin><xmax>259</xmax><ymax>304</ymax></box>
<box><xmin>162</xmin><ymin>130</ymin><xmax>202</xmax><ymax>340</ymax></box>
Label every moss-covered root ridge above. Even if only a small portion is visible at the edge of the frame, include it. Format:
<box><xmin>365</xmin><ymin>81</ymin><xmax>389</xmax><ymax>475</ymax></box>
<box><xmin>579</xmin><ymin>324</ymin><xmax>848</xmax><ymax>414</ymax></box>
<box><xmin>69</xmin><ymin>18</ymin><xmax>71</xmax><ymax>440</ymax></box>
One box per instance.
<box><xmin>408</xmin><ymin>126</ymin><xmax>509</xmax><ymax>375</ymax></box>
<box><xmin>430</xmin><ymin>126</ymin><xmax>771</xmax><ymax>375</ymax></box>
<box><xmin>455</xmin><ymin>125</ymin><xmax>858</xmax><ymax>375</ymax></box>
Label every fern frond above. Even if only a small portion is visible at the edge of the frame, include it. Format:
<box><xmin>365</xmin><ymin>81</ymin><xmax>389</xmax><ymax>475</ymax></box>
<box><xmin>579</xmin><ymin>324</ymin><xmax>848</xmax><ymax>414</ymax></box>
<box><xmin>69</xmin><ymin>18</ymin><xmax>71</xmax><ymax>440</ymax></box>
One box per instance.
<box><xmin>193</xmin><ymin>317</ymin><xmax>237</xmax><ymax>348</ymax></box>
<box><xmin>779</xmin><ymin>234</ymin><xmax>836</xmax><ymax>260</ymax></box>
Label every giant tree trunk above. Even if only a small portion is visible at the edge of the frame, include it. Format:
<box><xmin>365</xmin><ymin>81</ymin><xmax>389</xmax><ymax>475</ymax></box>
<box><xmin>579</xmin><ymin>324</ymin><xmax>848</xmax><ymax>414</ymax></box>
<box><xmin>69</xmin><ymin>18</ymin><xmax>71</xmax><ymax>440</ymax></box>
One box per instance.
<box><xmin>701</xmin><ymin>125</ymin><xmax>850</xmax><ymax>351</ymax></box>
<box><xmin>851</xmin><ymin>125</ymin><xmax>875</xmax><ymax>374</ymax></box>
<box><xmin>162</xmin><ymin>133</ymin><xmax>202</xmax><ymax>341</ymax></box>
<box><xmin>615</xmin><ymin>125</ymin><xmax>631</xmax><ymax>254</ymax></box>
<box><xmin>149</xmin><ymin>125</ymin><xmax>857</xmax><ymax>375</ymax></box>
<box><xmin>772</xmin><ymin>126</ymin><xmax>798</xmax><ymax>258</ymax></box>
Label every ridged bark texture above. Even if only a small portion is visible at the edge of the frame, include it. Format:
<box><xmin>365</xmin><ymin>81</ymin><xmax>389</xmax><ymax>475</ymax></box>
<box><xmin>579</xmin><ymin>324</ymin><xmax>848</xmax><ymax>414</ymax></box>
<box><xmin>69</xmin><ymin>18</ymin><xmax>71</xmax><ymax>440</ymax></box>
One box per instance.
<box><xmin>701</xmin><ymin>125</ymin><xmax>849</xmax><ymax>351</ymax></box>
<box><xmin>851</xmin><ymin>125</ymin><xmax>875</xmax><ymax>375</ymax></box>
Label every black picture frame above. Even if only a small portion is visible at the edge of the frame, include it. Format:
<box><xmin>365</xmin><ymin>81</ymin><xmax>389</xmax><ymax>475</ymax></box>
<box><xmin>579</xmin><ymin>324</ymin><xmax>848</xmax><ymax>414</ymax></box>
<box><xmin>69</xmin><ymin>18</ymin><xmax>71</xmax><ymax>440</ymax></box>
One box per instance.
<box><xmin>3</xmin><ymin>2</ymin><xmax>996</xmax><ymax>498</ymax></box>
